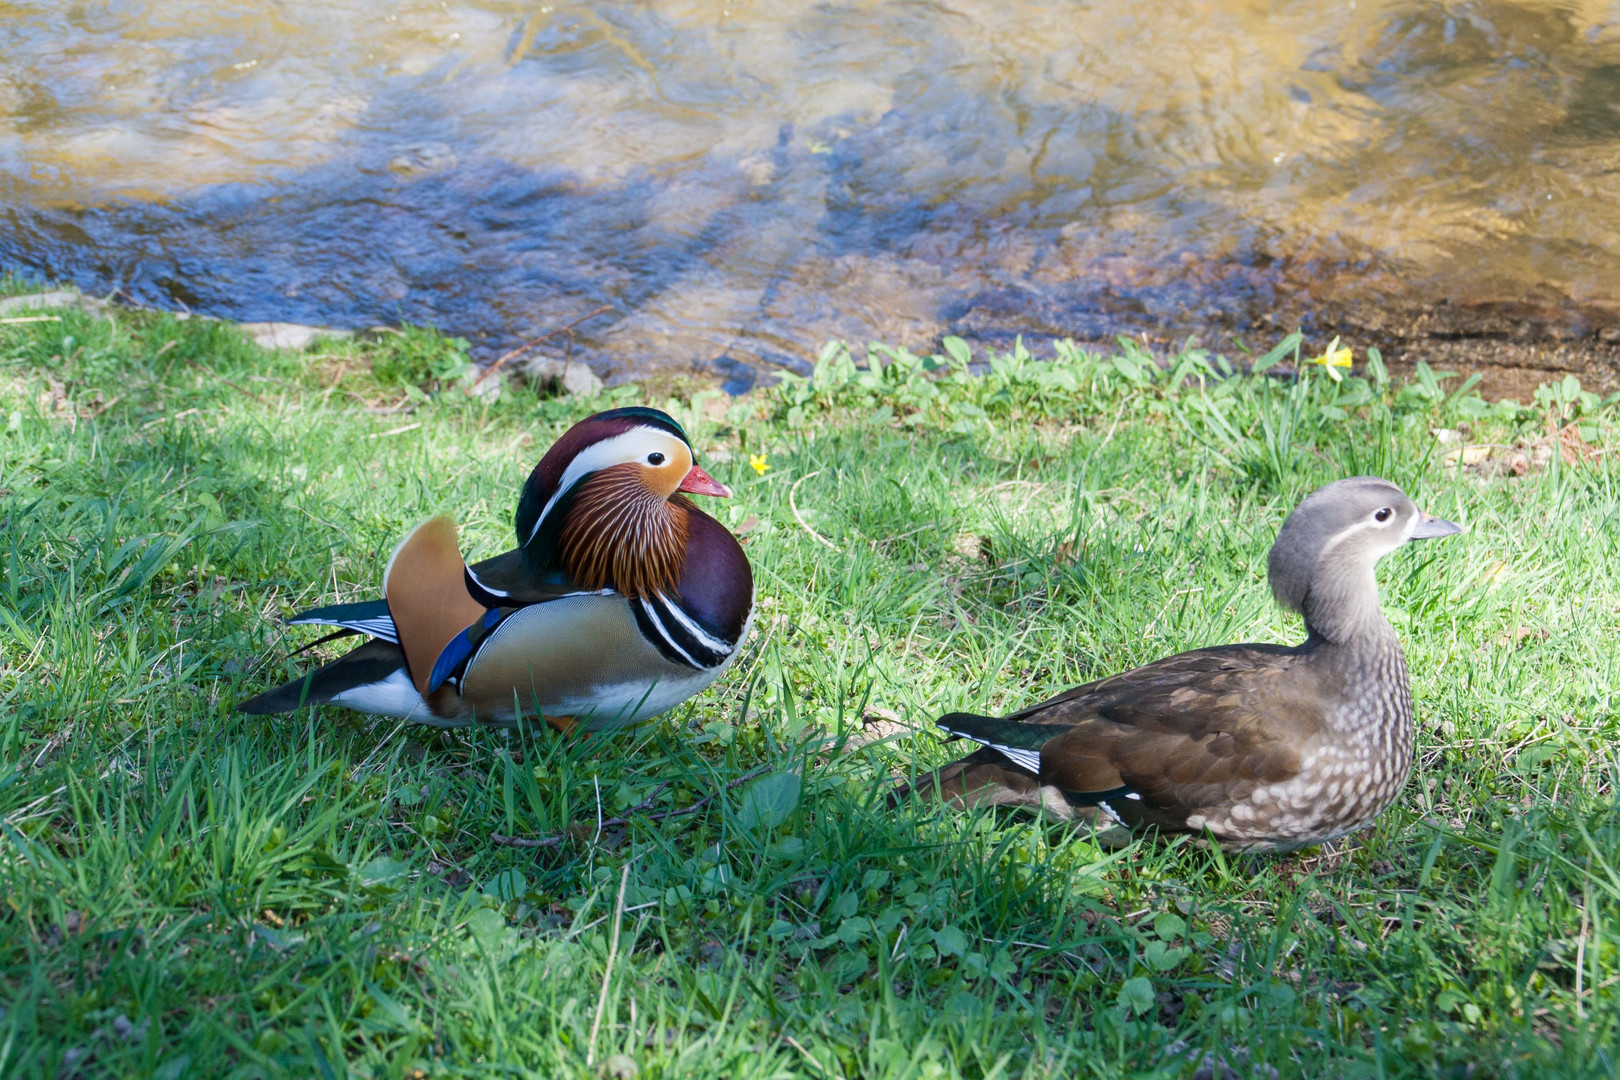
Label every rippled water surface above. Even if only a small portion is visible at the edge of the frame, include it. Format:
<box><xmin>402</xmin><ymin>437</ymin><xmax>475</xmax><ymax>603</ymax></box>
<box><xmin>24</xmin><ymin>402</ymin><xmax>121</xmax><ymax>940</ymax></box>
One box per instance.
<box><xmin>4</xmin><ymin>1</ymin><xmax>1620</xmax><ymax>388</ymax></box>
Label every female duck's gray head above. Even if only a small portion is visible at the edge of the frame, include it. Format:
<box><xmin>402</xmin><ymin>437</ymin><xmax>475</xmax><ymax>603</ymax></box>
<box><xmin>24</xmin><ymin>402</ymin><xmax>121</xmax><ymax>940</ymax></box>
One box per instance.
<box><xmin>1267</xmin><ymin>477</ymin><xmax>1461</xmax><ymax>643</ymax></box>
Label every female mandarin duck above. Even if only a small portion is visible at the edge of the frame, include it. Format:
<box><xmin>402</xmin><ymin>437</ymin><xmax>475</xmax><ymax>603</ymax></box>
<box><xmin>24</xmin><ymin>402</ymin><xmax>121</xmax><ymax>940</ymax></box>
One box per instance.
<box><xmin>896</xmin><ymin>477</ymin><xmax>1461</xmax><ymax>852</ymax></box>
<box><xmin>239</xmin><ymin>407</ymin><xmax>753</xmax><ymax>731</ymax></box>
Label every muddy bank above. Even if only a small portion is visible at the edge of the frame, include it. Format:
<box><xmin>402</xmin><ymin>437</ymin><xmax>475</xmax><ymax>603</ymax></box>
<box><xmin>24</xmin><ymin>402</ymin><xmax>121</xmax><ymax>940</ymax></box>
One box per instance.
<box><xmin>1312</xmin><ymin>296</ymin><xmax>1620</xmax><ymax>401</ymax></box>
<box><xmin>957</xmin><ymin>284</ymin><xmax>1620</xmax><ymax>404</ymax></box>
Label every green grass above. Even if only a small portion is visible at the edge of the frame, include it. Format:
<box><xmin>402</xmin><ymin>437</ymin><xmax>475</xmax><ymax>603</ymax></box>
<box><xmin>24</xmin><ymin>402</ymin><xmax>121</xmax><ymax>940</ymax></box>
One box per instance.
<box><xmin>1</xmin><ymin>304</ymin><xmax>1617</xmax><ymax>1079</ymax></box>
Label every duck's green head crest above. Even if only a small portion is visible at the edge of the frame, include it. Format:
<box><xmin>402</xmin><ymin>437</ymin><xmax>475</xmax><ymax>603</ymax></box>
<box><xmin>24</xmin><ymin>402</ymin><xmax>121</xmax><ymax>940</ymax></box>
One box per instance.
<box><xmin>589</xmin><ymin>406</ymin><xmax>689</xmax><ymax>445</ymax></box>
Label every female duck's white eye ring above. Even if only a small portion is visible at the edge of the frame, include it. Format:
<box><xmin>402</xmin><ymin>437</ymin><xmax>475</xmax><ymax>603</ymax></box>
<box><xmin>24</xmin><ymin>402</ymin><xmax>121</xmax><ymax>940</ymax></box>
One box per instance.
<box><xmin>647</xmin><ymin>452</ymin><xmax>666</xmax><ymax>465</ymax></box>
<box><xmin>1374</xmin><ymin>507</ymin><xmax>1393</xmax><ymax>523</ymax></box>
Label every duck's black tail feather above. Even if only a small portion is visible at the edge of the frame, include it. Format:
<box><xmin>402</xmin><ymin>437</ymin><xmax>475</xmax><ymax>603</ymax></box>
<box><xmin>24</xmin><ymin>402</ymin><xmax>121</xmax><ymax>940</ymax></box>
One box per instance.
<box><xmin>237</xmin><ymin>638</ymin><xmax>407</xmax><ymax>715</ymax></box>
<box><xmin>287</xmin><ymin>598</ymin><xmax>398</xmax><ymax>644</ymax></box>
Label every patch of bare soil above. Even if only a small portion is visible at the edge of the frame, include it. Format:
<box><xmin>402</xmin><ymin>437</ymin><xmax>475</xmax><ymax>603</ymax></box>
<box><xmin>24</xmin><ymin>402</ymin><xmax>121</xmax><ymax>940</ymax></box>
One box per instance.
<box><xmin>1317</xmin><ymin>294</ymin><xmax>1620</xmax><ymax>401</ymax></box>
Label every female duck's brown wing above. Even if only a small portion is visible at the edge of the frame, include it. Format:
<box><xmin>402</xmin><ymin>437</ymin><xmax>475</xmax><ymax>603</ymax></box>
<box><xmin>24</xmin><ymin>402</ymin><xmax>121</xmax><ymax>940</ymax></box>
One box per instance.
<box><xmin>1023</xmin><ymin>644</ymin><xmax>1328</xmax><ymax>817</ymax></box>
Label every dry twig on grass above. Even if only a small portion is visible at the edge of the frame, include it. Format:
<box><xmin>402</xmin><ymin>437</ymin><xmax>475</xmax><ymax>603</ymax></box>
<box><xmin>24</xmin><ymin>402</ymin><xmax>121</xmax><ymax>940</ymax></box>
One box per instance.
<box><xmin>472</xmin><ymin>304</ymin><xmax>615</xmax><ymax>386</ymax></box>
<box><xmin>790</xmin><ymin>470</ymin><xmax>840</xmax><ymax>552</ymax></box>
<box><xmin>183</xmin><ymin>356</ymin><xmax>268</xmax><ymax>405</ymax></box>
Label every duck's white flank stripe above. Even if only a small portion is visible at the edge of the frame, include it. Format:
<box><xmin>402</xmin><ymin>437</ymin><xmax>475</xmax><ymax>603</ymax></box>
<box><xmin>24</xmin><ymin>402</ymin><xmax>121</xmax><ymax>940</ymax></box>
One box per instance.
<box><xmin>636</xmin><ymin>598</ymin><xmax>703</xmax><ymax>668</ymax></box>
<box><xmin>655</xmin><ymin>593</ymin><xmax>735</xmax><ymax>652</ymax></box>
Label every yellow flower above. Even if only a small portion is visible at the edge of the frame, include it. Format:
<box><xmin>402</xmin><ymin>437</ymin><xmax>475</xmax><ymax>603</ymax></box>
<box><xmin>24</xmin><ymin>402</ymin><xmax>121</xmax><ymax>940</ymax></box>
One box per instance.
<box><xmin>1306</xmin><ymin>337</ymin><xmax>1353</xmax><ymax>381</ymax></box>
<box><xmin>749</xmin><ymin>454</ymin><xmax>769</xmax><ymax>475</ymax></box>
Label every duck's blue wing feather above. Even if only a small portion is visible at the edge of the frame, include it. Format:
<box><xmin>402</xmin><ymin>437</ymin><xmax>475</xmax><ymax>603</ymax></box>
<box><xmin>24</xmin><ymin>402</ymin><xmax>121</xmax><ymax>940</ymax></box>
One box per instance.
<box><xmin>426</xmin><ymin>608</ymin><xmax>506</xmax><ymax>694</ymax></box>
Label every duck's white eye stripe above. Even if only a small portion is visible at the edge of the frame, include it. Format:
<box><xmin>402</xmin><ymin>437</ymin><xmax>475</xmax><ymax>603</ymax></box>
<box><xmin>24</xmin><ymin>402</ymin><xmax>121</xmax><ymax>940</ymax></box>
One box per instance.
<box><xmin>527</xmin><ymin>428</ymin><xmax>685</xmax><ymax>545</ymax></box>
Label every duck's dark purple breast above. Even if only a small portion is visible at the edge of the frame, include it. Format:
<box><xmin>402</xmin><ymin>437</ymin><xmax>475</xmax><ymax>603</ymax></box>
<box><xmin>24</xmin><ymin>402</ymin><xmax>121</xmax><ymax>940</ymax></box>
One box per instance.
<box><xmin>675</xmin><ymin>508</ymin><xmax>753</xmax><ymax>642</ymax></box>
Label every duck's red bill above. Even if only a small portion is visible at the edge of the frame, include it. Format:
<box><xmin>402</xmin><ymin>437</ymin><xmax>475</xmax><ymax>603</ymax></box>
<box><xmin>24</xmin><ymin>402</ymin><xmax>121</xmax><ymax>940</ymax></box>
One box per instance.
<box><xmin>678</xmin><ymin>464</ymin><xmax>732</xmax><ymax>497</ymax></box>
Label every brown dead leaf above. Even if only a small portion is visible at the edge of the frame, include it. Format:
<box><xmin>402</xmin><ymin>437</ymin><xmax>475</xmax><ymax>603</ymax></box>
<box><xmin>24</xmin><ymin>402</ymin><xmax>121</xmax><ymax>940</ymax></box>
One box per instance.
<box><xmin>843</xmin><ymin>707</ymin><xmax>921</xmax><ymax>749</ymax></box>
<box><xmin>1550</xmin><ymin>419</ymin><xmax>1599</xmax><ymax>467</ymax></box>
<box><xmin>41</xmin><ymin>376</ymin><xmax>68</xmax><ymax>414</ymax></box>
<box><xmin>1052</xmin><ymin>539</ymin><xmax>1085</xmax><ymax>566</ymax></box>
<box><xmin>1496</xmin><ymin>626</ymin><xmax>1548</xmax><ymax>650</ymax></box>
<box><xmin>1448</xmin><ymin>418</ymin><xmax>1601</xmax><ymax>479</ymax></box>
<box><xmin>426</xmin><ymin>858</ymin><xmax>473</xmax><ymax>888</ymax></box>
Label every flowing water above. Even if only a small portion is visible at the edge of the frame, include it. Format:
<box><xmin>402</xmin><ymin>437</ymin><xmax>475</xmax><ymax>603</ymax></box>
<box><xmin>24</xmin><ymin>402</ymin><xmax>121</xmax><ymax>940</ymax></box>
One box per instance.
<box><xmin>3</xmin><ymin>0</ymin><xmax>1620</xmax><ymax>393</ymax></box>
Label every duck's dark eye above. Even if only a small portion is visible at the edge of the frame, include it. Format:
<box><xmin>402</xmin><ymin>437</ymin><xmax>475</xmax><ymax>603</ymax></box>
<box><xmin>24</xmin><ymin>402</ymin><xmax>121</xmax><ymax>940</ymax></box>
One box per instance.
<box><xmin>1374</xmin><ymin>507</ymin><xmax>1393</xmax><ymax>522</ymax></box>
<box><xmin>647</xmin><ymin>452</ymin><xmax>666</xmax><ymax>466</ymax></box>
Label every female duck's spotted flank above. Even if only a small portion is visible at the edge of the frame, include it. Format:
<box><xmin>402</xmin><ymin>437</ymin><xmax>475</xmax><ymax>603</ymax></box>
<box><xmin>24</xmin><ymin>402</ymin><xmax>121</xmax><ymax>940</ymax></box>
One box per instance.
<box><xmin>897</xmin><ymin>477</ymin><xmax>1462</xmax><ymax>852</ymax></box>
<box><xmin>239</xmin><ymin>407</ymin><xmax>754</xmax><ymax>732</ymax></box>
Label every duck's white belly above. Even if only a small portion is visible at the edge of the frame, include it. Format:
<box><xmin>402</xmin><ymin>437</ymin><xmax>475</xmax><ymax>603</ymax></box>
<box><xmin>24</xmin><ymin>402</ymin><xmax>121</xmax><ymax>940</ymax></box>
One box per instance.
<box><xmin>539</xmin><ymin>666</ymin><xmax>729</xmax><ymax>729</ymax></box>
<box><xmin>329</xmin><ymin>667</ymin><xmax>429</xmax><ymax>719</ymax></box>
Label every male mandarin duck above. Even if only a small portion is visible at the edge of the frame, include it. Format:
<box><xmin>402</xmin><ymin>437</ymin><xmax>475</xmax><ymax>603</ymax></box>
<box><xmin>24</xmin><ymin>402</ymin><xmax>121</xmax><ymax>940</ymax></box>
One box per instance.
<box><xmin>239</xmin><ymin>407</ymin><xmax>754</xmax><ymax>731</ymax></box>
<box><xmin>896</xmin><ymin>477</ymin><xmax>1462</xmax><ymax>852</ymax></box>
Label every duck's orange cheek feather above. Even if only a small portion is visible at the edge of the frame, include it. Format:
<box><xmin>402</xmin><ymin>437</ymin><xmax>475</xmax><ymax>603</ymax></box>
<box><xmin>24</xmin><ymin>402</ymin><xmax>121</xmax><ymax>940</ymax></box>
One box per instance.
<box><xmin>636</xmin><ymin>459</ymin><xmax>688</xmax><ymax>498</ymax></box>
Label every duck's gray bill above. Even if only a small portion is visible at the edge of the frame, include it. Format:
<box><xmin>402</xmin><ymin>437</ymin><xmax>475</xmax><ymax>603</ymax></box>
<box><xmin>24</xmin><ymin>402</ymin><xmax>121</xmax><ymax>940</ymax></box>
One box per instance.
<box><xmin>1410</xmin><ymin>514</ymin><xmax>1463</xmax><ymax>540</ymax></box>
